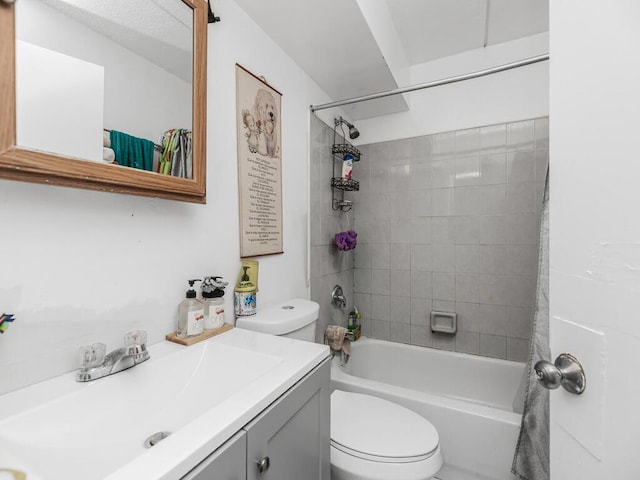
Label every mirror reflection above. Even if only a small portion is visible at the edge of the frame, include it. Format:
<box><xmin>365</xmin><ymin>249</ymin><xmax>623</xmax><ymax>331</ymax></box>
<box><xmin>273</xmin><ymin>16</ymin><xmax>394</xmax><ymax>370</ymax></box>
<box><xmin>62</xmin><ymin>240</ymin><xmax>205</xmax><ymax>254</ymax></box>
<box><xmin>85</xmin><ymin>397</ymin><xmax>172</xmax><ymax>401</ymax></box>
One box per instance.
<box><xmin>15</xmin><ymin>0</ymin><xmax>194</xmax><ymax>179</ymax></box>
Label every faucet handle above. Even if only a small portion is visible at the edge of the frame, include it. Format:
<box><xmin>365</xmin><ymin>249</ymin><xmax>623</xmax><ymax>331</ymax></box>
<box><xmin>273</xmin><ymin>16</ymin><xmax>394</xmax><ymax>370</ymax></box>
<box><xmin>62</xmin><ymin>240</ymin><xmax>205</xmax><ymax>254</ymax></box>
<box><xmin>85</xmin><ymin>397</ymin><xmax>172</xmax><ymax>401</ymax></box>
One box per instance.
<box><xmin>124</xmin><ymin>330</ymin><xmax>147</xmax><ymax>346</ymax></box>
<box><xmin>78</xmin><ymin>343</ymin><xmax>106</xmax><ymax>369</ymax></box>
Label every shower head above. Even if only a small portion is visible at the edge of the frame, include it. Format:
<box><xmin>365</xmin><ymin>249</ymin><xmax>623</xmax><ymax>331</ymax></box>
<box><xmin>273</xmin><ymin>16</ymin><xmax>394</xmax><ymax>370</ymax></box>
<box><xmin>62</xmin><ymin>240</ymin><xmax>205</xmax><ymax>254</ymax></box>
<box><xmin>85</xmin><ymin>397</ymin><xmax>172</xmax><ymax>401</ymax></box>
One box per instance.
<box><xmin>335</xmin><ymin>117</ymin><xmax>360</xmax><ymax>140</ymax></box>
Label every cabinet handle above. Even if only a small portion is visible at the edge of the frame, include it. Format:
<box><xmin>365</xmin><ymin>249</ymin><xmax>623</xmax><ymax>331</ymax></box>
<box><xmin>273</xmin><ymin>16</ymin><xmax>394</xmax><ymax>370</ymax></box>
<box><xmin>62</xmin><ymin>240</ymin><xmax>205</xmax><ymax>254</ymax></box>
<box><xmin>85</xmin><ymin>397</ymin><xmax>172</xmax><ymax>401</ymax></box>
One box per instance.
<box><xmin>256</xmin><ymin>456</ymin><xmax>270</xmax><ymax>474</ymax></box>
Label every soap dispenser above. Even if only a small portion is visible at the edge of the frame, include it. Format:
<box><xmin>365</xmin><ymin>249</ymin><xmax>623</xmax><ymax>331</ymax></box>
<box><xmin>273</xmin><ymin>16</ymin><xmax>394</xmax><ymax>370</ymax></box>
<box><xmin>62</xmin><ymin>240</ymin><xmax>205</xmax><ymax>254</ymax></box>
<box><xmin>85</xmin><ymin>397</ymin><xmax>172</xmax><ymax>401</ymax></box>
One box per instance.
<box><xmin>202</xmin><ymin>276</ymin><xmax>228</xmax><ymax>330</ymax></box>
<box><xmin>234</xmin><ymin>264</ymin><xmax>257</xmax><ymax>317</ymax></box>
<box><xmin>177</xmin><ymin>279</ymin><xmax>204</xmax><ymax>338</ymax></box>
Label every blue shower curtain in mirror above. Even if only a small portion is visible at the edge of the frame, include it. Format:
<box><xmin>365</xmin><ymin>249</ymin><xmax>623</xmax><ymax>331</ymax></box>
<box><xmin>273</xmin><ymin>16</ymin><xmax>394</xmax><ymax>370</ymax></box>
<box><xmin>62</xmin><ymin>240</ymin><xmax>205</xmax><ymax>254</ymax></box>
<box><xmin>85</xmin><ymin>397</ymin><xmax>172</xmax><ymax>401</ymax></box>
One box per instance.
<box><xmin>511</xmin><ymin>171</ymin><xmax>550</xmax><ymax>480</ymax></box>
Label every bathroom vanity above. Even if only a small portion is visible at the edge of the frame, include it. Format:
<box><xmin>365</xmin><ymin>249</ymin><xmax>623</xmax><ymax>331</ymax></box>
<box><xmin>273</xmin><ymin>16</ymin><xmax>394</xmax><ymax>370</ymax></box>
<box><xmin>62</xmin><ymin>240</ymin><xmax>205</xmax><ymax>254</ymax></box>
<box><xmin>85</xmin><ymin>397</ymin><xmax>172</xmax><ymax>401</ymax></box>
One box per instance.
<box><xmin>184</xmin><ymin>358</ymin><xmax>329</xmax><ymax>480</ymax></box>
<box><xmin>0</xmin><ymin>329</ymin><xmax>330</xmax><ymax>480</ymax></box>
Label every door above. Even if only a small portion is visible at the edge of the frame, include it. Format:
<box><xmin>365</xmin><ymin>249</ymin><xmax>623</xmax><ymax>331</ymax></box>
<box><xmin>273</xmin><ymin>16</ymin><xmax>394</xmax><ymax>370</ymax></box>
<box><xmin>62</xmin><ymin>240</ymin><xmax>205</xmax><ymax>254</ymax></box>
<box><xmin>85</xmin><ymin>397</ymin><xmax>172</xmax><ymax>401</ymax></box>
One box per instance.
<box><xmin>549</xmin><ymin>1</ymin><xmax>640</xmax><ymax>478</ymax></box>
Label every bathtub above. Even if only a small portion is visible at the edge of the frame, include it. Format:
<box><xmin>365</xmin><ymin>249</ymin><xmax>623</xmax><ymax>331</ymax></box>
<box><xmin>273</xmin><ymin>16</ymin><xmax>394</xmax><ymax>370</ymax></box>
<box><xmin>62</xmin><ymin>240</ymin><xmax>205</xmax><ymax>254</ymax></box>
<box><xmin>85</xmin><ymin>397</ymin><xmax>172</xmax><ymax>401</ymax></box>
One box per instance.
<box><xmin>331</xmin><ymin>337</ymin><xmax>525</xmax><ymax>480</ymax></box>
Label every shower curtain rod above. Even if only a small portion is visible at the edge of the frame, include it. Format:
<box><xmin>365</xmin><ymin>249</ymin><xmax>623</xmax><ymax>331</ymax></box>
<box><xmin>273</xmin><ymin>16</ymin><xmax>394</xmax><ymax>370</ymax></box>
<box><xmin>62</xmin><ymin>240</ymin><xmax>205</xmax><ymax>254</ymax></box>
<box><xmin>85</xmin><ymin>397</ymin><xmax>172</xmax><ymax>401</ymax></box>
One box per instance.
<box><xmin>310</xmin><ymin>53</ymin><xmax>549</xmax><ymax>112</ymax></box>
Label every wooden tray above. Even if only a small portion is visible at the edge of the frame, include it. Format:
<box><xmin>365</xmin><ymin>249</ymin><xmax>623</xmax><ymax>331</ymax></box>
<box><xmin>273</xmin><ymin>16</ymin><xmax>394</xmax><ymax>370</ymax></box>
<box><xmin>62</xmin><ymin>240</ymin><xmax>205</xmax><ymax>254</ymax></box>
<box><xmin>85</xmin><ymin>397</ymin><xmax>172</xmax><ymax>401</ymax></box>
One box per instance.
<box><xmin>166</xmin><ymin>323</ymin><xmax>233</xmax><ymax>346</ymax></box>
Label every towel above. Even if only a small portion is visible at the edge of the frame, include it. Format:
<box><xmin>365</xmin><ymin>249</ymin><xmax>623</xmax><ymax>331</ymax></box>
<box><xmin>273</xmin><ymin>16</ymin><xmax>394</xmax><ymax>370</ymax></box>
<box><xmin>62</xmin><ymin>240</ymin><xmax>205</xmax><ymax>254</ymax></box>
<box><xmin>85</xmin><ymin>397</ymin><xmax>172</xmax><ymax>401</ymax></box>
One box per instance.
<box><xmin>102</xmin><ymin>147</ymin><xmax>115</xmax><ymax>163</ymax></box>
<box><xmin>110</xmin><ymin>130</ymin><xmax>155</xmax><ymax>171</ymax></box>
<box><xmin>324</xmin><ymin>325</ymin><xmax>350</xmax><ymax>356</ymax></box>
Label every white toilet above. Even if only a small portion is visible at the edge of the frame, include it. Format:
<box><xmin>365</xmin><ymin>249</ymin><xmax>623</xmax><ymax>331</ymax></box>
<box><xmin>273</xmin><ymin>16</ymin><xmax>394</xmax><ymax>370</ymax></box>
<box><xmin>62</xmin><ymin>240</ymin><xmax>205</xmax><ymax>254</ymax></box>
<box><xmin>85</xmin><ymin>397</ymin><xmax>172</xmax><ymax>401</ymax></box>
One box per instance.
<box><xmin>236</xmin><ymin>299</ymin><xmax>444</xmax><ymax>480</ymax></box>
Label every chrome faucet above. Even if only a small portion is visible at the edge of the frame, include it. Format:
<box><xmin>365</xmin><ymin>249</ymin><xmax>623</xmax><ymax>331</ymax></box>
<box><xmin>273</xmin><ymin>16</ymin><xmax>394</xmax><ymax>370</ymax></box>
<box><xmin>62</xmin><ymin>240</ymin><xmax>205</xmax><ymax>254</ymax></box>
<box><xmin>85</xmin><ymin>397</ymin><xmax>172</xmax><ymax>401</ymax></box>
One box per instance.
<box><xmin>76</xmin><ymin>330</ymin><xmax>150</xmax><ymax>382</ymax></box>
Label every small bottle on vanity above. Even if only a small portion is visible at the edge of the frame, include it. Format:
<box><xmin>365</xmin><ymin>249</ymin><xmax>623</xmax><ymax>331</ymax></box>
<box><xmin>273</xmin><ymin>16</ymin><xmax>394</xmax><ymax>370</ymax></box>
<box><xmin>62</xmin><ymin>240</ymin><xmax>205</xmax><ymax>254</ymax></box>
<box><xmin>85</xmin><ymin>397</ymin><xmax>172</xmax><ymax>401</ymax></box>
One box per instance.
<box><xmin>202</xmin><ymin>276</ymin><xmax>228</xmax><ymax>330</ymax></box>
<box><xmin>177</xmin><ymin>279</ymin><xmax>204</xmax><ymax>338</ymax></box>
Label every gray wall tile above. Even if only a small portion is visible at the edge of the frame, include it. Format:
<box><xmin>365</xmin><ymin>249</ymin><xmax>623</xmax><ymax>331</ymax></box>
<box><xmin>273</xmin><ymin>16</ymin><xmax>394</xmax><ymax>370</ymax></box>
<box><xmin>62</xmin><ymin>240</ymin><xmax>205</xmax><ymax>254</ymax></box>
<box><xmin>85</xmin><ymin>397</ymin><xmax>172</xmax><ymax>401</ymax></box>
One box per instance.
<box><xmin>506</xmin><ymin>120</ymin><xmax>535</xmax><ymax>152</ymax></box>
<box><xmin>456</xmin><ymin>273</ymin><xmax>479</xmax><ymax>303</ymax></box>
<box><xmin>371</xmin><ymin>269</ymin><xmax>390</xmax><ymax>295</ymax></box>
<box><xmin>390</xmin><ymin>296</ymin><xmax>411</xmax><ymax>323</ymax></box>
<box><xmin>507</xmin><ymin>306</ymin><xmax>533</xmax><ymax>339</ymax></box>
<box><xmin>455</xmin><ymin>244</ymin><xmax>479</xmax><ymax>273</ymax></box>
<box><xmin>411</xmin><ymin>325</ymin><xmax>433</xmax><ymax>347</ymax></box>
<box><xmin>432</xmin><ymin>188</ymin><xmax>454</xmax><ymax>215</ymax></box>
<box><xmin>480</xmin><ymin>124</ymin><xmax>507</xmax><ymax>154</ymax></box>
<box><xmin>371</xmin><ymin>294</ymin><xmax>390</xmax><ymax>321</ymax></box>
<box><xmin>480</xmin><ymin>153</ymin><xmax>507</xmax><ymax>184</ymax></box>
<box><xmin>507</xmin><ymin>337</ymin><xmax>529</xmax><ymax>362</ymax></box>
<box><xmin>455</xmin><ymin>155</ymin><xmax>481</xmax><ymax>186</ymax></box>
<box><xmin>432</xmin><ymin>244</ymin><xmax>455</xmax><ymax>272</ymax></box>
<box><xmin>371</xmin><ymin>320</ymin><xmax>391</xmax><ymax>340</ymax></box>
<box><xmin>410</xmin><ymin>270</ymin><xmax>433</xmax><ymax>299</ymax></box>
<box><xmin>390</xmin><ymin>244</ymin><xmax>411</xmax><ymax>270</ymax></box>
<box><xmin>478</xmin><ymin>274</ymin><xmax>507</xmax><ymax>305</ymax></box>
<box><xmin>311</xmin><ymin>118</ymin><xmax>545</xmax><ymax>360</ymax></box>
<box><xmin>433</xmin><ymin>333</ymin><xmax>456</xmax><ymax>351</ymax></box>
<box><xmin>433</xmin><ymin>272</ymin><xmax>455</xmax><ymax>301</ymax></box>
<box><xmin>390</xmin><ymin>270</ymin><xmax>411</xmax><ymax>297</ymax></box>
<box><xmin>410</xmin><ymin>298</ymin><xmax>432</xmax><ymax>326</ymax></box>
<box><xmin>390</xmin><ymin>323</ymin><xmax>411</xmax><ymax>344</ymax></box>
<box><xmin>480</xmin><ymin>334</ymin><xmax>507</xmax><ymax>359</ymax></box>
<box><xmin>456</xmin><ymin>331</ymin><xmax>480</xmax><ymax>355</ymax></box>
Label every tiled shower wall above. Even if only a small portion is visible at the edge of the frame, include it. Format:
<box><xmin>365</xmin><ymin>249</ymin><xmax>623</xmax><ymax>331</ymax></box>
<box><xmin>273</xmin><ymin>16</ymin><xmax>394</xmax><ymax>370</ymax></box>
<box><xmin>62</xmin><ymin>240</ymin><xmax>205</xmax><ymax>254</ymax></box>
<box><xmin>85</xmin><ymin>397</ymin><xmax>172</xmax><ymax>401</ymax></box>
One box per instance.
<box><xmin>309</xmin><ymin>114</ymin><xmax>354</xmax><ymax>342</ymax></box>
<box><xmin>352</xmin><ymin>118</ymin><xmax>548</xmax><ymax>361</ymax></box>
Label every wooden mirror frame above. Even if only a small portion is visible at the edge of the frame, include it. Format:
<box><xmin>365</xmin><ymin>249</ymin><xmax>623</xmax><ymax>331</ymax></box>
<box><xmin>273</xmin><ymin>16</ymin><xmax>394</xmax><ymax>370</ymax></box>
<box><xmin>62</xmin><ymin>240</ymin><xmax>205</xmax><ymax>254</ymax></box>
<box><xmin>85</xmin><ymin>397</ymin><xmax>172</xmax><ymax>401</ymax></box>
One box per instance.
<box><xmin>0</xmin><ymin>0</ymin><xmax>207</xmax><ymax>203</ymax></box>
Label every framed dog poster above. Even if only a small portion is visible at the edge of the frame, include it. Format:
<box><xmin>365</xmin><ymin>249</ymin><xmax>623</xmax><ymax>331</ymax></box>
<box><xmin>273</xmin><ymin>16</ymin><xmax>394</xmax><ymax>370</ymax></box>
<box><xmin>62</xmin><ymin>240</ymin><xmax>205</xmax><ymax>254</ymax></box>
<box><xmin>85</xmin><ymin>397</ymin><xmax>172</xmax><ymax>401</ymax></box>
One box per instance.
<box><xmin>235</xmin><ymin>64</ymin><xmax>283</xmax><ymax>257</ymax></box>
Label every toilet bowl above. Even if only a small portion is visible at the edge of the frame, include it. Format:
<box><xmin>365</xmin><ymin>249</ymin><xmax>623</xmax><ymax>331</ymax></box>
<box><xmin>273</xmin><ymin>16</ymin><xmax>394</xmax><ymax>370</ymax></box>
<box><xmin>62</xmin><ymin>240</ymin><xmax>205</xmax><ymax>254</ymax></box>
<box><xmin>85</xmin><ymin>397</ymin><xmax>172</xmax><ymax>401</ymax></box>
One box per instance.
<box><xmin>331</xmin><ymin>390</ymin><xmax>443</xmax><ymax>480</ymax></box>
<box><xmin>235</xmin><ymin>299</ymin><xmax>443</xmax><ymax>480</ymax></box>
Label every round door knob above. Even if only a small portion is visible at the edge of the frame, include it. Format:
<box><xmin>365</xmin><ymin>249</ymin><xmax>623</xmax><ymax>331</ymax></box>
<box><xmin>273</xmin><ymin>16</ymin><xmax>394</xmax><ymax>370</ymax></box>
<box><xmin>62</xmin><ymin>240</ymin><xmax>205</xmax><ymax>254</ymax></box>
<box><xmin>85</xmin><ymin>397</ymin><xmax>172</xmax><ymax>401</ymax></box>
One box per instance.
<box><xmin>534</xmin><ymin>353</ymin><xmax>586</xmax><ymax>395</ymax></box>
<box><xmin>257</xmin><ymin>456</ymin><xmax>270</xmax><ymax>474</ymax></box>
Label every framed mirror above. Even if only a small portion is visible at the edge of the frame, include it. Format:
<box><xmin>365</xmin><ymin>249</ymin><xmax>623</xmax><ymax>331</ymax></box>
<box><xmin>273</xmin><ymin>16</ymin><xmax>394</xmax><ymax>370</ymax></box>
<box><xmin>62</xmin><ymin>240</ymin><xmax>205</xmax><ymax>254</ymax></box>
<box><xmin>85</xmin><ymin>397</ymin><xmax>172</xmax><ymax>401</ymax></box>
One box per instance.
<box><xmin>0</xmin><ymin>0</ymin><xmax>207</xmax><ymax>203</ymax></box>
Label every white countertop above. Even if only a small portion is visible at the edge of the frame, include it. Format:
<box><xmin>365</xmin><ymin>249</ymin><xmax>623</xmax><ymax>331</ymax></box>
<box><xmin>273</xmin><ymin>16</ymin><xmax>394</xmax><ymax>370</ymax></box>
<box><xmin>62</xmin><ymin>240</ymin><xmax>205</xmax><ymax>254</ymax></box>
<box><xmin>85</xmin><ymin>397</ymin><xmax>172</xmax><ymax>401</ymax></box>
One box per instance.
<box><xmin>0</xmin><ymin>328</ymin><xmax>329</xmax><ymax>480</ymax></box>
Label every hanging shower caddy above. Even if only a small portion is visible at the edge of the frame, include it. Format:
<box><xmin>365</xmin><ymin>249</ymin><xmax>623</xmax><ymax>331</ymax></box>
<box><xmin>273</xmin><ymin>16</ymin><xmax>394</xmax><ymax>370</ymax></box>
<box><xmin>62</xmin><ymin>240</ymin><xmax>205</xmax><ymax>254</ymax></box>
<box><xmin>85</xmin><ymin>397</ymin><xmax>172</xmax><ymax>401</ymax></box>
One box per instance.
<box><xmin>331</xmin><ymin>119</ymin><xmax>361</xmax><ymax>212</ymax></box>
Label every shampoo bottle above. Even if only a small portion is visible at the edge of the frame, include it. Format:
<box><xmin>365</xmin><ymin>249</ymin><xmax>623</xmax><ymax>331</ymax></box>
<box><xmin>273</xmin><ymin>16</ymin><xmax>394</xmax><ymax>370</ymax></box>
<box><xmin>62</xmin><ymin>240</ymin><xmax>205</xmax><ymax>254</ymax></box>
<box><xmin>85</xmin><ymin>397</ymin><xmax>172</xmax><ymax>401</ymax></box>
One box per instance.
<box><xmin>202</xmin><ymin>276</ymin><xmax>228</xmax><ymax>330</ymax></box>
<box><xmin>177</xmin><ymin>279</ymin><xmax>204</xmax><ymax>338</ymax></box>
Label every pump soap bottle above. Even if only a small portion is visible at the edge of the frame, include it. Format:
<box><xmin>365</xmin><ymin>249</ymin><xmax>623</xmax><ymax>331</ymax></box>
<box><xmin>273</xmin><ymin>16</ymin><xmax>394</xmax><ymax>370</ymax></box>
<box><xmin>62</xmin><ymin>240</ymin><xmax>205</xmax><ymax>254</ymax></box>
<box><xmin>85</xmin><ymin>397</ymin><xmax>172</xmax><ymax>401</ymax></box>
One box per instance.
<box><xmin>234</xmin><ymin>263</ymin><xmax>257</xmax><ymax>317</ymax></box>
<box><xmin>202</xmin><ymin>276</ymin><xmax>228</xmax><ymax>330</ymax></box>
<box><xmin>177</xmin><ymin>279</ymin><xmax>204</xmax><ymax>338</ymax></box>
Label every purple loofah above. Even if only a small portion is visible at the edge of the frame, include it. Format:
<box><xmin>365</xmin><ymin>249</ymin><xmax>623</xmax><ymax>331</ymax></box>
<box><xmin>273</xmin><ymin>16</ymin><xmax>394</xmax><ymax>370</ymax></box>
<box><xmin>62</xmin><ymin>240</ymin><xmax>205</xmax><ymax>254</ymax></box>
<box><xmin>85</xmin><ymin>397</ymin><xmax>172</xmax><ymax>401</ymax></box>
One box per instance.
<box><xmin>335</xmin><ymin>230</ymin><xmax>358</xmax><ymax>251</ymax></box>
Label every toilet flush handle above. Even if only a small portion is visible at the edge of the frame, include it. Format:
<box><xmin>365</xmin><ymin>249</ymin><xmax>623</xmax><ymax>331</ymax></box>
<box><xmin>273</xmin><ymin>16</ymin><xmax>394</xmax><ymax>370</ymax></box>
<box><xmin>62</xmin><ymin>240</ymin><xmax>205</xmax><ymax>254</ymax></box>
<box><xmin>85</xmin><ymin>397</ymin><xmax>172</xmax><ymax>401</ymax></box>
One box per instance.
<box><xmin>257</xmin><ymin>456</ymin><xmax>270</xmax><ymax>474</ymax></box>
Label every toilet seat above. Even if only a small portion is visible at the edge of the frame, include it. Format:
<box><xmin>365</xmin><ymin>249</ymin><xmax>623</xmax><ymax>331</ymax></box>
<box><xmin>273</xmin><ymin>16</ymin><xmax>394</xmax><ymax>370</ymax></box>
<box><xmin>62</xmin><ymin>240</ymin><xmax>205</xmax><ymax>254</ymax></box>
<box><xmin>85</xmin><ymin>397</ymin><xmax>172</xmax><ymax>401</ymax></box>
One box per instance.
<box><xmin>330</xmin><ymin>390</ymin><xmax>443</xmax><ymax>480</ymax></box>
<box><xmin>331</xmin><ymin>440</ymin><xmax>436</xmax><ymax>464</ymax></box>
<box><xmin>331</xmin><ymin>390</ymin><xmax>440</xmax><ymax>461</ymax></box>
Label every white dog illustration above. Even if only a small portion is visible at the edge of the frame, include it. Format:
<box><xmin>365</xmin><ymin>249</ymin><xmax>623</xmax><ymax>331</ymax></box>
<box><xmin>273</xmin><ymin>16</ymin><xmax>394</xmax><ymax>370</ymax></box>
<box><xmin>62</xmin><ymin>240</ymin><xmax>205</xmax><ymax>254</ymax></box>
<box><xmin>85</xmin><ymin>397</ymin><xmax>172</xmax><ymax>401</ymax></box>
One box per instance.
<box><xmin>253</xmin><ymin>88</ymin><xmax>279</xmax><ymax>158</ymax></box>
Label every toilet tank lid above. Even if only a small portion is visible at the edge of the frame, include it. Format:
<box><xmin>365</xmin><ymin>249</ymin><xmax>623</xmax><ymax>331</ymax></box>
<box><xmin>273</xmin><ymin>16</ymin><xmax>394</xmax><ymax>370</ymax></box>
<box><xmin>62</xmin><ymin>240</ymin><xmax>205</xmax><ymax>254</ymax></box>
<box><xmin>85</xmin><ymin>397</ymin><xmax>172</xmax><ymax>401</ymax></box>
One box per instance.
<box><xmin>236</xmin><ymin>299</ymin><xmax>319</xmax><ymax>335</ymax></box>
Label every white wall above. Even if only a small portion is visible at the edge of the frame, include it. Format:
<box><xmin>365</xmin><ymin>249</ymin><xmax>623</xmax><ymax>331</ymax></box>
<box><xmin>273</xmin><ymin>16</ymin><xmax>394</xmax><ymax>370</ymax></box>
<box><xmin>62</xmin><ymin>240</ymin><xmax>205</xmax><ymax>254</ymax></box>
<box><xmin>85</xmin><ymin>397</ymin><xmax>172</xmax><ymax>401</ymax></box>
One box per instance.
<box><xmin>16</xmin><ymin>0</ymin><xmax>191</xmax><ymax>146</ymax></box>
<box><xmin>0</xmin><ymin>0</ymin><xmax>336</xmax><ymax>395</ymax></box>
<box><xmin>549</xmin><ymin>1</ymin><xmax>640</xmax><ymax>476</ymax></box>
<box><xmin>16</xmin><ymin>41</ymin><xmax>104</xmax><ymax>162</ymax></box>
<box><xmin>354</xmin><ymin>33</ymin><xmax>549</xmax><ymax>145</ymax></box>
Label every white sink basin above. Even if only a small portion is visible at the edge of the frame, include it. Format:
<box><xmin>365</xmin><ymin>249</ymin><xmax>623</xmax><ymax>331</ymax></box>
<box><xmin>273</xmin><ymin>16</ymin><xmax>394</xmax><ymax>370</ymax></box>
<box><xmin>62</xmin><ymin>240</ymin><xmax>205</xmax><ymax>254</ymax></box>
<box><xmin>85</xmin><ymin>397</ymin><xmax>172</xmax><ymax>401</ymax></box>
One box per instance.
<box><xmin>0</xmin><ymin>328</ymin><xmax>329</xmax><ymax>480</ymax></box>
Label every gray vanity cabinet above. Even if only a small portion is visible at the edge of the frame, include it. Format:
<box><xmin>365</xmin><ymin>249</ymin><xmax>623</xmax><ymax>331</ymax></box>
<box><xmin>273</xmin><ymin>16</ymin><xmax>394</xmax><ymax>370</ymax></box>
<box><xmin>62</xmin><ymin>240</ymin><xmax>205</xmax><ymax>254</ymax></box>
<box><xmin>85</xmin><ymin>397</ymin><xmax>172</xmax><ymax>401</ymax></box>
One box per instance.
<box><xmin>245</xmin><ymin>359</ymin><xmax>330</xmax><ymax>480</ymax></box>
<box><xmin>182</xmin><ymin>431</ymin><xmax>247</xmax><ymax>480</ymax></box>
<box><xmin>182</xmin><ymin>358</ymin><xmax>330</xmax><ymax>480</ymax></box>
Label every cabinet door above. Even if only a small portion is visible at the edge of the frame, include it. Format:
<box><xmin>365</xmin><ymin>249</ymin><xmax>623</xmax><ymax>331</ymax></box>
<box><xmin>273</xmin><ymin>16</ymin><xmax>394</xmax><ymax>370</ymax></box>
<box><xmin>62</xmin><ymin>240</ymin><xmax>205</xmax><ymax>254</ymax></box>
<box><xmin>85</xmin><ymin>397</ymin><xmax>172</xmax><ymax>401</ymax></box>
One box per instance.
<box><xmin>245</xmin><ymin>359</ymin><xmax>330</xmax><ymax>480</ymax></box>
<box><xmin>182</xmin><ymin>431</ymin><xmax>246</xmax><ymax>480</ymax></box>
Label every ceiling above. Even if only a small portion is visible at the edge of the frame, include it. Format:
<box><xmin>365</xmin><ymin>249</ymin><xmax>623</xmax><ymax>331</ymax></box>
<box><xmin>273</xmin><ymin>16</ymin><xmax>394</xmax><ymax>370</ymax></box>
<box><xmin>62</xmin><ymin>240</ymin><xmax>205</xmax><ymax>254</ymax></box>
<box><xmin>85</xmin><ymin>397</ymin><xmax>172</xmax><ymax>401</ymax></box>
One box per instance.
<box><xmin>42</xmin><ymin>0</ymin><xmax>193</xmax><ymax>83</ymax></box>
<box><xmin>386</xmin><ymin>0</ymin><xmax>548</xmax><ymax>65</ymax></box>
<box><xmin>234</xmin><ymin>0</ymin><xmax>549</xmax><ymax>120</ymax></box>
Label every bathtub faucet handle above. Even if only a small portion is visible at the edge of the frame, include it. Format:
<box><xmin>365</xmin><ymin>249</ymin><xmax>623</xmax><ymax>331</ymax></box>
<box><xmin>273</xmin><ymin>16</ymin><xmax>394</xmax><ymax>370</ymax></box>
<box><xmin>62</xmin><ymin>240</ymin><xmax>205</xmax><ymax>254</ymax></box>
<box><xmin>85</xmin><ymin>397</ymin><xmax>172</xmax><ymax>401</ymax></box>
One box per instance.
<box><xmin>331</xmin><ymin>285</ymin><xmax>347</xmax><ymax>309</ymax></box>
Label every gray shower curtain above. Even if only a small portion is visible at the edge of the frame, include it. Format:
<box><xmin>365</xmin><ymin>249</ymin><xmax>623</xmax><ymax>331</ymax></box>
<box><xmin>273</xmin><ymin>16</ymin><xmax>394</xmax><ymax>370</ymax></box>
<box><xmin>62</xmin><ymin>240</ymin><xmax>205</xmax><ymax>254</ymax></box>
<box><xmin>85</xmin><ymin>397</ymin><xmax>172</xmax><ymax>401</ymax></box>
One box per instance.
<box><xmin>511</xmin><ymin>172</ymin><xmax>550</xmax><ymax>480</ymax></box>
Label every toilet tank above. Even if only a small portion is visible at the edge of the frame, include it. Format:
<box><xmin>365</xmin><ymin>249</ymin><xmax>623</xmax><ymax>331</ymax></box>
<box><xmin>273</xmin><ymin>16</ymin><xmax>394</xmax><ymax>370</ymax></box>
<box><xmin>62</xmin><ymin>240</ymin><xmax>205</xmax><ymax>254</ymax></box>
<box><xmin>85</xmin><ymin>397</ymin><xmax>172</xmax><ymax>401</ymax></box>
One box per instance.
<box><xmin>235</xmin><ymin>299</ymin><xmax>319</xmax><ymax>342</ymax></box>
